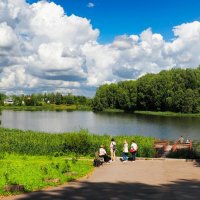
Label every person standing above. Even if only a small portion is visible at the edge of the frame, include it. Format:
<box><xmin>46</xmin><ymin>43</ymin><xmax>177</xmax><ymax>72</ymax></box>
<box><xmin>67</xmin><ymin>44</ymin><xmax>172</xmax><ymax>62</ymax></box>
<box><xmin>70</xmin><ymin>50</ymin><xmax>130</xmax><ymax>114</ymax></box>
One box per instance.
<box><xmin>122</xmin><ymin>140</ymin><xmax>128</xmax><ymax>162</ymax></box>
<box><xmin>110</xmin><ymin>138</ymin><xmax>116</xmax><ymax>161</ymax></box>
<box><xmin>130</xmin><ymin>140</ymin><xmax>138</xmax><ymax>162</ymax></box>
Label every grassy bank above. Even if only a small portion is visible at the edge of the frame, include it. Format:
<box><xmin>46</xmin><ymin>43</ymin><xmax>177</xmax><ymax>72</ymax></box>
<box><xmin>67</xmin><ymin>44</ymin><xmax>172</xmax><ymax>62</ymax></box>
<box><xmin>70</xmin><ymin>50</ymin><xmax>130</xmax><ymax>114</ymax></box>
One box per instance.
<box><xmin>96</xmin><ymin>109</ymin><xmax>200</xmax><ymax>117</ymax></box>
<box><xmin>2</xmin><ymin>106</ymin><xmax>200</xmax><ymax>117</ymax></box>
<box><xmin>103</xmin><ymin>108</ymin><xmax>125</xmax><ymax>113</ymax></box>
<box><xmin>0</xmin><ymin>154</ymin><xmax>93</xmax><ymax>195</ymax></box>
<box><xmin>0</xmin><ymin>104</ymin><xmax>92</xmax><ymax>111</ymax></box>
<box><xmin>0</xmin><ymin>128</ymin><xmax>155</xmax><ymax>158</ymax></box>
<box><xmin>0</xmin><ymin>127</ymin><xmax>155</xmax><ymax>195</ymax></box>
<box><xmin>134</xmin><ymin>111</ymin><xmax>200</xmax><ymax>117</ymax></box>
<box><xmin>0</xmin><ymin>128</ymin><xmax>199</xmax><ymax>195</ymax></box>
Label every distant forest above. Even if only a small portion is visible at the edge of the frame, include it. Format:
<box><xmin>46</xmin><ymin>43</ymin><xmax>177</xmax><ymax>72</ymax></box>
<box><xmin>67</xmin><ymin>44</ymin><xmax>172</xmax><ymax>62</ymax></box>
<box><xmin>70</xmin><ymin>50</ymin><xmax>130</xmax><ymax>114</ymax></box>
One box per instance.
<box><xmin>1</xmin><ymin>67</ymin><xmax>200</xmax><ymax>114</ymax></box>
<box><xmin>92</xmin><ymin>67</ymin><xmax>200</xmax><ymax>113</ymax></box>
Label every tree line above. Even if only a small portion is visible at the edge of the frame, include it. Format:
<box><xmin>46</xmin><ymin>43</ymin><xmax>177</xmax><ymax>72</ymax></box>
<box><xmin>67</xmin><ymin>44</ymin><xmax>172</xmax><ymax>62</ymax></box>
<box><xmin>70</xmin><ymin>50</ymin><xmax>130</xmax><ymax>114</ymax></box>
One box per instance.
<box><xmin>0</xmin><ymin>93</ymin><xmax>91</xmax><ymax>107</ymax></box>
<box><xmin>1</xmin><ymin>67</ymin><xmax>200</xmax><ymax>113</ymax></box>
<box><xmin>92</xmin><ymin>67</ymin><xmax>200</xmax><ymax>113</ymax></box>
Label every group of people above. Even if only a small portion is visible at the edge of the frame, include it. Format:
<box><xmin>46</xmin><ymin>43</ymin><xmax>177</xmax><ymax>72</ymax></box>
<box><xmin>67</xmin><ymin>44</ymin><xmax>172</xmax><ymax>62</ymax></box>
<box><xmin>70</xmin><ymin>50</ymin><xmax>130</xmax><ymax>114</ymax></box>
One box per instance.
<box><xmin>178</xmin><ymin>135</ymin><xmax>190</xmax><ymax>144</ymax></box>
<box><xmin>99</xmin><ymin>138</ymin><xmax>138</xmax><ymax>163</ymax></box>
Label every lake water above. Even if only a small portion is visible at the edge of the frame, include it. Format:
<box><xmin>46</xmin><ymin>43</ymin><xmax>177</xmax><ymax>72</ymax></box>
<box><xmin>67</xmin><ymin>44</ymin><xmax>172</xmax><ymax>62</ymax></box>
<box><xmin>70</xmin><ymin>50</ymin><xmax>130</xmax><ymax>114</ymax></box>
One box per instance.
<box><xmin>0</xmin><ymin>110</ymin><xmax>200</xmax><ymax>140</ymax></box>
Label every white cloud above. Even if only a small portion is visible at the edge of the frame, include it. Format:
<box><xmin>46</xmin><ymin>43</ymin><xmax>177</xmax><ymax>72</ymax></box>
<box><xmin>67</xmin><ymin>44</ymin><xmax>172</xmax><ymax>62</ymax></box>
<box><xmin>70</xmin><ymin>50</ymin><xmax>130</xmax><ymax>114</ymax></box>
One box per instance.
<box><xmin>0</xmin><ymin>65</ymin><xmax>38</xmax><ymax>90</ymax></box>
<box><xmin>87</xmin><ymin>2</ymin><xmax>95</xmax><ymax>8</ymax></box>
<box><xmin>82</xmin><ymin>42</ymin><xmax>120</xmax><ymax>86</ymax></box>
<box><xmin>30</xmin><ymin>2</ymin><xmax>99</xmax><ymax>46</ymax></box>
<box><xmin>0</xmin><ymin>0</ymin><xmax>200</xmax><ymax>96</ymax></box>
<box><xmin>0</xmin><ymin>22</ymin><xmax>18</xmax><ymax>48</ymax></box>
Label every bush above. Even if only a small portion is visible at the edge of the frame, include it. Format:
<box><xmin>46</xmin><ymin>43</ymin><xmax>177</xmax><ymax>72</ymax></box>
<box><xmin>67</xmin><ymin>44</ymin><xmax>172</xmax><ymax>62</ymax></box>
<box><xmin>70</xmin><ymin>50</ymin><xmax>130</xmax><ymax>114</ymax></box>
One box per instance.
<box><xmin>167</xmin><ymin>140</ymin><xmax>200</xmax><ymax>159</ymax></box>
<box><xmin>167</xmin><ymin>149</ymin><xmax>200</xmax><ymax>159</ymax></box>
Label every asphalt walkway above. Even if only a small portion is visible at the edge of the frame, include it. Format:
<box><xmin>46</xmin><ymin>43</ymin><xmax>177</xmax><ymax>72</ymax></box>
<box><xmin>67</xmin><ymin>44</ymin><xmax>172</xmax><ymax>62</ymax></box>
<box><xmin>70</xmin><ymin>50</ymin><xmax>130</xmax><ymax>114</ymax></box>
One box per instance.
<box><xmin>2</xmin><ymin>159</ymin><xmax>200</xmax><ymax>200</ymax></box>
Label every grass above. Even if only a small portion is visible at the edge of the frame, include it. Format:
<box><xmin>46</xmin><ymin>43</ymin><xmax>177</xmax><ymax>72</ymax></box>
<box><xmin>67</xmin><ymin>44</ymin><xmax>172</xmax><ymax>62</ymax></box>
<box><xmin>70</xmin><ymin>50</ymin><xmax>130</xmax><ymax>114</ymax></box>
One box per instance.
<box><xmin>103</xmin><ymin>108</ymin><xmax>125</xmax><ymax>113</ymax></box>
<box><xmin>0</xmin><ymin>127</ymin><xmax>156</xmax><ymax>196</ymax></box>
<box><xmin>0</xmin><ymin>104</ymin><xmax>92</xmax><ymax>111</ymax></box>
<box><xmin>0</xmin><ymin>127</ymin><xmax>156</xmax><ymax>158</ymax></box>
<box><xmin>0</xmin><ymin>127</ymin><xmax>199</xmax><ymax>196</ymax></box>
<box><xmin>95</xmin><ymin>109</ymin><xmax>200</xmax><ymax>117</ymax></box>
<box><xmin>0</xmin><ymin>154</ymin><xmax>93</xmax><ymax>195</ymax></box>
<box><xmin>134</xmin><ymin>110</ymin><xmax>200</xmax><ymax>117</ymax></box>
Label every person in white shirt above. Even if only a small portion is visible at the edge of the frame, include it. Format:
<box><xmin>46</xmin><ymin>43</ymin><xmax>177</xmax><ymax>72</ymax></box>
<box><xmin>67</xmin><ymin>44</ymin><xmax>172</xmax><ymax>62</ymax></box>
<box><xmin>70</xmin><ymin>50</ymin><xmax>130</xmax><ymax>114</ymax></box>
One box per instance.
<box><xmin>99</xmin><ymin>145</ymin><xmax>110</xmax><ymax>162</ymax></box>
<box><xmin>110</xmin><ymin>138</ymin><xmax>116</xmax><ymax>161</ymax></box>
<box><xmin>130</xmin><ymin>140</ymin><xmax>138</xmax><ymax>161</ymax></box>
<box><xmin>122</xmin><ymin>140</ymin><xmax>128</xmax><ymax>162</ymax></box>
<box><xmin>178</xmin><ymin>136</ymin><xmax>184</xmax><ymax>144</ymax></box>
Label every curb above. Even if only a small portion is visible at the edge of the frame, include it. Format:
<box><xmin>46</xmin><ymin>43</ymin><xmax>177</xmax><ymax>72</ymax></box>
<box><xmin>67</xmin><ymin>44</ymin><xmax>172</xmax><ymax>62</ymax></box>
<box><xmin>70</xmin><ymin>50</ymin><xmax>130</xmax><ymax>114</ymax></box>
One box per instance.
<box><xmin>116</xmin><ymin>156</ymin><xmax>200</xmax><ymax>162</ymax></box>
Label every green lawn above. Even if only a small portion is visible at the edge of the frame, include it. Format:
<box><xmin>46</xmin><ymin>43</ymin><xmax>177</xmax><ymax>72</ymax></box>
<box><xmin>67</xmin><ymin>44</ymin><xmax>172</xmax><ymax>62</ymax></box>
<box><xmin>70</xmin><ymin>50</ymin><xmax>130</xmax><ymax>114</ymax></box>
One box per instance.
<box><xmin>0</xmin><ymin>154</ymin><xmax>93</xmax><ymax>195</ymax></box>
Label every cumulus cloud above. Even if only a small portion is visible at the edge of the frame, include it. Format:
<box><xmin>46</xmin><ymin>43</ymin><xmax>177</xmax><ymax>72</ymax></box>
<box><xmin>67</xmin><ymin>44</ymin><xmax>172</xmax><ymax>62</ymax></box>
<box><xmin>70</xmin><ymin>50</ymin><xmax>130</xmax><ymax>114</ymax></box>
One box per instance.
<box><xmin>87</xmin><ymin>2</ymin><xmax>95</xmax><ymax>8</ymax></box>
<box><xmin>0</xmin><ymin>0</ymin><xmax>200</xmax><ymax>96</ymax></box>
<box><xmin>0</xmin><ymin>22</ymin><xmax>18</xmax><ymax>48</ymax></box>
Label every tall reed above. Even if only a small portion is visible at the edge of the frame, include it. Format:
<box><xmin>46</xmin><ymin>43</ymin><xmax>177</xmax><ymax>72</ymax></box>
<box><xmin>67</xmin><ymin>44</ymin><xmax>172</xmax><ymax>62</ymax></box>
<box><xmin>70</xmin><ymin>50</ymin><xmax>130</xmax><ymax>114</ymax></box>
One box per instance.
<box><xmin>0</xmin><ymin>128</ymin><xmax>155</xmax><ymax>157</ymax></box>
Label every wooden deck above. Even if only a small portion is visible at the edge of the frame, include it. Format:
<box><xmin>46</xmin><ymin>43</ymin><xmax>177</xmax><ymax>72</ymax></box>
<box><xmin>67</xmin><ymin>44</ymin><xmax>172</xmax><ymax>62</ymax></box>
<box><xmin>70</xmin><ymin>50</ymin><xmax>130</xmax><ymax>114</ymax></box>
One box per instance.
<box><xmin>172</xmin><ymin>140</ymin><xmax>192</xmax><ymax>152</ymax></box>
<box><xmin>154</xmin><ymin>140</ymin><xmax>193</xmax><ymax>157</ymax></box>
<box><xmin>154</xmin><ymin>140</ymin><xmax>169</xmax><ymax>157</ymax></box>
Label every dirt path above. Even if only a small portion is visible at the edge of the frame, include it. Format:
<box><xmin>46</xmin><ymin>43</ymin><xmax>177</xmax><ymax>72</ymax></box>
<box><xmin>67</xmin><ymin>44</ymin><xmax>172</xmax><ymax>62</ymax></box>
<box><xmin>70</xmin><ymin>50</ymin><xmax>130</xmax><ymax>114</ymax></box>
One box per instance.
<box><xmin>2</xmin><ymin>159</ymin><xmax>200</xmax><ymax>200</ymax></box>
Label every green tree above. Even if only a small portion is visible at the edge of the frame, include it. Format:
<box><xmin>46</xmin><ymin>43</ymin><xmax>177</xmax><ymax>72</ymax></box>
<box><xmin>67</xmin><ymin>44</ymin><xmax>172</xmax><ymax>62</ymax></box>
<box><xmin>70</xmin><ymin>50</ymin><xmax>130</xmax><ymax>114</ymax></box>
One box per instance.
<box><xmin>0</xmin><ymin>93</ymin><xmax>6</xmax><ymax>106</ymax></box>
<box><xmin>118</xmin><ymin>81</ymin><xmax>137</xmax><ymax>111</ymax></box>
<box><xmin>55</xmin><ymin>92</ymin><xmax>63</xmax><ymax>105</ymax></box>
<box><xmin>64</xmin><ymin>93</ymin><xmax>75</xmax><ymax>105</ymax></box>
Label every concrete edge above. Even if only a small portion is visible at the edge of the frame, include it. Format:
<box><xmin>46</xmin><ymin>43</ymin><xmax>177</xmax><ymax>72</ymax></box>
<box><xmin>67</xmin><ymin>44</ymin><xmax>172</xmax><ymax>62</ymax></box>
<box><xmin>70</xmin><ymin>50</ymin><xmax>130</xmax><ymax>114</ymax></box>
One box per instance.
<box><xmin>115</xmin><ymin>156</ymin><xmax>200</xmax><ymax>162</ymax></box>
<box><xmin>136</xmin><ymin>157</ymin><xmax>200</xmax><ymax>162</ymax></box>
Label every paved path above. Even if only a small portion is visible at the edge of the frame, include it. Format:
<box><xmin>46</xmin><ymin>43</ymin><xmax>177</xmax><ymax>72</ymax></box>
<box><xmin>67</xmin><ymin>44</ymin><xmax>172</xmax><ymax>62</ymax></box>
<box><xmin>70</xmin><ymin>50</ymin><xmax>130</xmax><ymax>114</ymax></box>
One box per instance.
<box><xmin>1</xmin><ymin>159</ymin><xmax>200</xmax><ymax>200</ymax></box>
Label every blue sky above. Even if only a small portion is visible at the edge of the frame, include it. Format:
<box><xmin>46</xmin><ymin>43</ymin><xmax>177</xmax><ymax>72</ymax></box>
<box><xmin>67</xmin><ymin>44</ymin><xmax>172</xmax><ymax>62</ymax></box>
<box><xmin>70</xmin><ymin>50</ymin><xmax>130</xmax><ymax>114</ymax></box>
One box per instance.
<box><xmin>27</xmin><ymin>0</ymin><xmax>200</xmax><ymax>43</ymax></box>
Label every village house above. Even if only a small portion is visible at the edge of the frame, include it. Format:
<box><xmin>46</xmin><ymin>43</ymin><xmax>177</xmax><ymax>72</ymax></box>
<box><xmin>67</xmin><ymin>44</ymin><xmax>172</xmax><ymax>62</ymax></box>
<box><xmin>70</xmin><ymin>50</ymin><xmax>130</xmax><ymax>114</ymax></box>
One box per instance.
<box><xmin>4</xmin><ymin>98</ymin><xmax>14</xmax><ymax>105</ymax></box>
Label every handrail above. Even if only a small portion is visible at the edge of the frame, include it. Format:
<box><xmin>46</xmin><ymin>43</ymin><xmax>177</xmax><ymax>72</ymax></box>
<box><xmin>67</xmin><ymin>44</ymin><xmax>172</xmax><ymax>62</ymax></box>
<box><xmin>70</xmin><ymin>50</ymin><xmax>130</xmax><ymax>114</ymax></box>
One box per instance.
<box><xmin>189</xmin><ymin>140</ymin><xmax>192</xmax><ymax>150</ymax></box>
<box><xmin>172</xmin><ymin>141</ymin><xmax>178</xmax><ymax>152</ymax></box>
<box><xmin>172</xmin><ymin>140</ymin><xmax>192</xmax><ymax>152</ymax></box>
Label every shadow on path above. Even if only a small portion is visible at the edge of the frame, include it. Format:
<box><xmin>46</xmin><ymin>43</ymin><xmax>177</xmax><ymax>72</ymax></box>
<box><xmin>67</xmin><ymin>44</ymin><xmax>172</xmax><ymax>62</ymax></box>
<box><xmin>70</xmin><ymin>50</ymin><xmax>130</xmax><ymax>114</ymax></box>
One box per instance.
<box><xmin>194</xmin><ymin>159</ymin><xmax>200</xmax><ymax>167</ymax></box>
<box><xmin>17</xmin><ymin>179</ymin><xmax>200</xmax><ymax>200</ymax></box>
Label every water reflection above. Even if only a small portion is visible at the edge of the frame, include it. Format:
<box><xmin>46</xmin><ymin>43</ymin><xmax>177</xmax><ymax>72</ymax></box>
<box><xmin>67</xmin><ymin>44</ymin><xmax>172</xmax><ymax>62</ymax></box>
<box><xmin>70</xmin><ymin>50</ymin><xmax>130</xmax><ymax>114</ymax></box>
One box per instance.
<box><xmin>1</xmin><ymin>110</ymin><xmax>200</xmax><ymax>140</ymax></box>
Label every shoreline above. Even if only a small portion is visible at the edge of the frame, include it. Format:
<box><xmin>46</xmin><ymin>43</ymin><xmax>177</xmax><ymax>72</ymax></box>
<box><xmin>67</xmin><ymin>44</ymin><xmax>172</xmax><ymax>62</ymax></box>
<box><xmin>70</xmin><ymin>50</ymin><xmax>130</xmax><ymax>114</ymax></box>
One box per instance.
<box><xmin>1</xmin><ymin>106</ymin><xmax>200</xmax><ymax>117</ymax></box>
<box><xmin>134</xmin><ymin>110</ymin><xmax>200</xmax><ymax>117</ymax></box>
<box><xmin>0</xmin><ymin>105</ymin><xmax>92</xmax><ymax>111</ymax></box>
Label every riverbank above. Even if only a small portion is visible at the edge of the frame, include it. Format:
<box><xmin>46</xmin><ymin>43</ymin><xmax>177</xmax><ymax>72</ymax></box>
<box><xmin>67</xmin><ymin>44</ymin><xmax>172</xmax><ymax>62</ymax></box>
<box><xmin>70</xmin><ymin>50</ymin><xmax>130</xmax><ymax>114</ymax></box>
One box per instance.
<box><xmin>93</xmin><ymin>109</ymin><xmax>200</xmax><ymax>118</ymax></box>
<box><xmin>134</xmin><ymin>110</ymin><xmax>200</xmax><ymax>117</ymax></box>
<box><xmin>0</xmin><ymin>105</ymin><xmax>92</xmax><ymax>111</ymax></box>
<box><xmin>0</xmin><ymin>126</ymin><xmax>199</xmax><ymax>197</ymax></box>
<box><xmin>102</xmin><ymin>109</ymin><xmax>200</xmax><ymax>117</ymax></box>
<box><xmin>2</xmin><ymin>106</ymin><xmax>200</xmax><ymax>118</ymax></box>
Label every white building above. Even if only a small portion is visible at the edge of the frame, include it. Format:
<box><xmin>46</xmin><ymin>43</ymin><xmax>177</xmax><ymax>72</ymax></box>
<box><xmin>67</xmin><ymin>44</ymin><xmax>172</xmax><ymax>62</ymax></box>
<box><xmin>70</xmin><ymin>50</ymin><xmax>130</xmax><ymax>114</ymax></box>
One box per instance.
<box><xmin>4</xmin><ymin>99</ymin><xmax>14</xmax><ymax>105</ymax></box>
